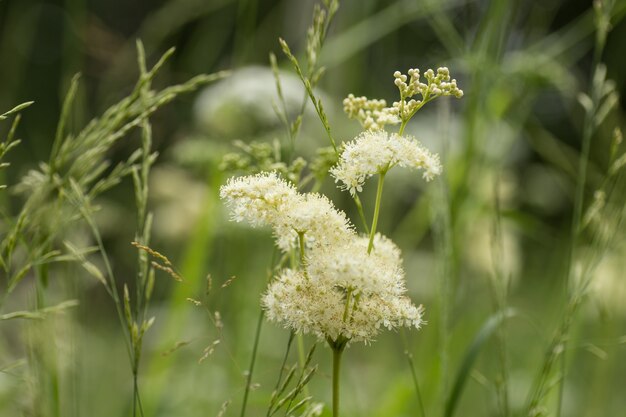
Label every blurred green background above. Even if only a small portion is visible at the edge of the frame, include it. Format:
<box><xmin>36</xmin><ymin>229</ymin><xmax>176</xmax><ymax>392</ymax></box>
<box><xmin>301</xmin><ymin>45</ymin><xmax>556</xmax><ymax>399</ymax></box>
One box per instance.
<box><xmin>1</xmin><ymin>0</ymin><xmax>625</xmax><ymax>416</ymax></box>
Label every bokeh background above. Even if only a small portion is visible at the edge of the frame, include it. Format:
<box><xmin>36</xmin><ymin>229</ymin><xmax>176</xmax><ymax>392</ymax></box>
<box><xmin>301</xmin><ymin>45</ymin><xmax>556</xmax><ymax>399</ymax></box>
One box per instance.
<box><xmin>1</xmin><ymin>0</ymin><xmax>625</xmax><ymax>416</ymax></box>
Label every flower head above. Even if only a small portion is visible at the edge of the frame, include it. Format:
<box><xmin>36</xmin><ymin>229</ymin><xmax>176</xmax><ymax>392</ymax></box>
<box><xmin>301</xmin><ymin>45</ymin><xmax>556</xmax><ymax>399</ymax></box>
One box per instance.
<box><xmin>220</xmin><ymin>172</ymin><xmax>354</xmax><ymax>251</ymax></box>
<box><xmin>219</xmin><ymin>172</ymin><xmax>298</xmax><ymax>226</ymax></box>
<box><xmin>330</xmin><ymin>131</ymin><xmax>442</xmax><ymax>195</ymax></box>
<box><xmin>273</xmin><ymin>192</ymin><xmax>354</xmax><ymax>251</ymax></box>
<box><xmin>263</xmin><ymin>267</ymin><xmax>423</xmax><ymax>344</ymax></box>
<box><xmin>263</xmin><ymin>233</ymin><xmax>423</xmax><ymax>344</ymax></box>
<box><xmin>307</xmin><ymin>234</ymin><xmax>404</xmax><ymax>296</ymax></box>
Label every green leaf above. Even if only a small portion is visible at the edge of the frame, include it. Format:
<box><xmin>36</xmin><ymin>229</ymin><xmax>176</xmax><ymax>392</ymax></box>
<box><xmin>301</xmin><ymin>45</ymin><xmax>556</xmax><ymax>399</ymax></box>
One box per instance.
<box><xmin>444</xmin><ymin>308</ymin><xmax>517</xmax><ymax>417</ymax></box>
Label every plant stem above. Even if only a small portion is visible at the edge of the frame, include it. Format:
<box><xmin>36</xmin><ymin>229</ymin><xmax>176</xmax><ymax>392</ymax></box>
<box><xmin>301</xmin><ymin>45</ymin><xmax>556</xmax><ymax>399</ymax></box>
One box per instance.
<box><xmin>555</xmin><ymin>3</ymin><xmax>613</xmax><ymax>413</ymax></box>
<box><xmin>327</xmin><ymin>337</ymin><xmax>347</xmax><ymax>417</ymax></box>
<box><xmin>399</xmin><ymin>120</ymin><xmax>408</xmax><ymax>135</ymax></box>
<box><xmin>353</xmin><ymin>194</ymin><xmax>370</xmax><ymax>234</ymax></box>
<box><xmin>401</xmin><ymin>329</ymin><xmax>426</xmax><ymax>417</ymax></box>
<box><xmin>297</xmin><ymin>333</ymin><xmax>310</xmax><ymax>397</ymax></box>
<box><xmin>332</xmin><ymin>346</ymin><xmax>343</xmax><ymax>417</ymax></box>
<box><xmin>398</xmin><ymin>95</ymin><xmax>429</xmax><ymax>136</ymax></box>
<box><xmin>240</xmin><ymin>309</ymin><xmax>264</xmax><ymax>417</ymax></box>
<box><xmin>342</xmin><ymin>288</ymin><xmax>353</xmax><ymax>322</ymax></box>
<box><xmin>367</xmin><ymin>171</ymin><xmax>386</xmax><ymax>254</ymax></box>
<box><xmin>489</xmin><ymin>178</ymin><xmax>510</xmax><ymax>417</ymax></box>
<box><xmin>298</xmin><ymin>231</ymin><xmax>306</xmax><ymax>267</ymax></box>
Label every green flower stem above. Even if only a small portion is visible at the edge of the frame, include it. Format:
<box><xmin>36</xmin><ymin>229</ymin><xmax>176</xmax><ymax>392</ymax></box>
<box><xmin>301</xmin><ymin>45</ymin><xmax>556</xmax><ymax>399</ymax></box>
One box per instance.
<box><xmin>398</xmin><ymin>120</ymin><xmax>408</xmax><ymax>135</ymax></box>
<box><xmin>342</xmin><ymin>288</ymin><xmax>353</xmax><ymax>322</ymax></box>
<box><xmin>353</xmin><ymin>194</ymin><xmax>370</xmax><ymax>234</ymax></box>
<box><xmin>298</xmin><ymin>231</ymin><xmax>306</xmax><ymax>268</ymax></box>
<box><xmin>326</xmin><ymin>337</ymin><xmax>348</xmax><ymax>417</ymax></box>
<box><xmin>332</xmin><ymin>347</ymin><xmax>342</xmax><ymax>417</ymax></box>
<box><xmin>367</xmin><ymin>171</ymin><xmax>387</xmax><ymax>254</ymax></box>
<box><xmin>295</xmin><ymin>231</ymin><xmax>310</xmax><ymax>397</ymax></box>
<box><xmin>398</xmin><ymin>95</ymin><xmax>431</xmax><ymax>136</ymax></box>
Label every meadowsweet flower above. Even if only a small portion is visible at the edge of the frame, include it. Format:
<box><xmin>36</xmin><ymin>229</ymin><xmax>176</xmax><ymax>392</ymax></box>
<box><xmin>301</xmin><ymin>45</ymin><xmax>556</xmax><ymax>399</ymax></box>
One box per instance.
<box><xmin>220</xmin><ymin>172</ymin><xmax>354</xmax><ymax>251</ymax></box>
<box><xmin>273</xmin><ymin>192</ymin><xmax>354</xmax><ymax>251</ymax></box>
<box><xmin>330</xmin><ymin>131</ymin><xmax>442</xmax><ymax>195</ymax></box>
<box><xmin>307</xmin><ymin>234</ymin><xmax>404</xmax><ymax>296</ymax></box>
<box><xmin>219</xmin><ymin>172</ymin><xmax>298</xmax><ymax>226</ymax></box>
<box><xmin>263</xmin><ymin>233</ymin><xmax>423</xmax><ymax>344</ymax></box>
<box><xmin>263</xmin><ymin>267</ymin><xmax>423</xmax><ymax>344</ymax></box>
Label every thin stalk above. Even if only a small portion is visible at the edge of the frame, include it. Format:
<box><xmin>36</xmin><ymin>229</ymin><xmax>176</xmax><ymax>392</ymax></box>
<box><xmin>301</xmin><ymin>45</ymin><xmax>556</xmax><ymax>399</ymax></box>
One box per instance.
<box><xmin>87</xmin><ymin>218</ymin><xmax>133</xmax><ymax>361</ymax></box>
<box><xmin>555</xmin><ymin>3</ymin><xmax>613</xmax><ymax>413</ymax></box>
<box><xmin>295</xmin><ymin>231</ymin><xmax>310</xmax><ymax>396</ymax></box>
<box><xmin>266</xmin><ymin>332</ymin><xmax>295</xmax><ymax>416</ymax></box>
<box><xmin>367</xmin><ymin>171</ymin><xmax>386</xmax><ymax>254</ymax></box>
<box><xmin>353</xmin><ymin>194</ymin><xmax>370</xmax><ymax>234</ymax></box>
<box><xmin>296</xmin><ymin>334</ymin><xmax>309</xmax><ymax>397</ymax></box>
<box><xmin>332</xmin><ymin>347</ymin><xmax>343</xmax><ymax>417</ymax></box>
<box><xmin>133</xmin><ymin>377</ymin><xmax>145</xmax><ymax>417</ymax></box>
<box><xmin>298</xmin><ymin>232</ymin><xmax>306</xmax><ymax>268</ymax></box>
<box><xmin>489</xmin><ymin>178</ymin><xmax>510</xmax><ymax>417</ymax></box>
<box><xmin>433</xmin><ymin>98</ymin><xmax>454</xmax><ymax>408</ymax></box>
<box><xmin>401</xmin><ymin>329</ymin><xmax>426</xmax><ymax>417</ymax></box>
<box><xmin>239</xmin><ymin>246</ymin><xmax>283</xmax><ymax>417</ymax></box>
<box><xmin>240</xmin><ymin>309</ymin><xmax>264</xmax><ymax>417</ymax></box>
<box><xmin>342</xmin><ymin>288</ymin><xmax>353</xmax><ymax>322</ymax></box>
<box><xmin>398</xmin><ymin>95</ymin><xmax>430</xmax><ymax>136</ymax></box>
<box><xmin>399</xmin><ymin>120</ymin><xmax>408</xmax><ymax>136</ymax></box>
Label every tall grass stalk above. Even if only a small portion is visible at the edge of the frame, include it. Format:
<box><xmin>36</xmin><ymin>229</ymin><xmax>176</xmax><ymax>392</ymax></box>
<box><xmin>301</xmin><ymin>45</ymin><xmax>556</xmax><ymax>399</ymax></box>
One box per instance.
<box><xmin>528</xmin><ymin>2</ymin><xmax>621</xmax><ymax>414</ymax></box>
<box><xmin>432</xmin><ymin>101</ymin><xmax>454</xmax><ymax>415</ymax></box>
<box><xmin>488</xmin><ymin>179</ymin><xmax>511</xmax><ymax>417</ymax></box>
<box><xmin>1</xmin><ymin>40</ymin><xmax>227</xmax><ymax>414</ymax></box>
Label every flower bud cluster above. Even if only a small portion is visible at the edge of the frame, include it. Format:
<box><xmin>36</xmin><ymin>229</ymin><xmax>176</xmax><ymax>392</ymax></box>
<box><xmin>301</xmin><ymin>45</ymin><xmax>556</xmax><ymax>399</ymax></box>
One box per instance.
<box><xmin>394</xmin><ymin>67</ymin><xmax>463</xmax><ymax>100</ymax></box>
<box><xmin>344</xmin><ymin>67</ymin><xmax>463</xmax><ymax>131</ymax></box>
<box><xmin>343</xmin><ymin>94</ymin><xmax>400</xmax><ymax>131</ymax></box>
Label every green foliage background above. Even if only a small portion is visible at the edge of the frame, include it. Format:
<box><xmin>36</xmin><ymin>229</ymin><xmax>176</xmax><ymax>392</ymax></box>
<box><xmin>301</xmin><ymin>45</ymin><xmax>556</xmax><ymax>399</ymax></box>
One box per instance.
<box><xmin>0</xmin><ymin>0</ymin><xmax>625</xmax><ymax>416</ymax></box>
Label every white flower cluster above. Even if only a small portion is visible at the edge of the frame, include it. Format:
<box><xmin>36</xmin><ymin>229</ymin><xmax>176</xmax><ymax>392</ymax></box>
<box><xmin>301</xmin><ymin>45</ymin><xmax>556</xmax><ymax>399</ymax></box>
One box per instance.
<box><xmin>220</xmin><ymin>172</ymin><xmax>353</xmax><ymax>251</ymax></box>
<box><xmin>220</xmin><ymin>172</ymin><xmax>424</xmax><ymax>344</ymax></box>
<box><xmin>263</xmin><ymin>234</ymin><xmax>423</xmax><ymax>344</ymax></box>
<box><xmin>343</xmin><ymin>94</ymin><xmax>400</xmax><ymax>131</ymax></box>
<box><xmin>330</xmin><ymin>130</ymin><xmax>442</xmax><ymax>195</ymax></box>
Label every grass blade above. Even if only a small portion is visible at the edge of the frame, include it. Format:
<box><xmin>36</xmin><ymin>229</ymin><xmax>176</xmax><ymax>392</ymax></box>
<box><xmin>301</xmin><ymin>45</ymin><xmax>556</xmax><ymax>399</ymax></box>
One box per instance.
<box><xmin>444</xmin><ymin>308</ymin><xmax>517</xmax><ymax>417</ymax></box>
